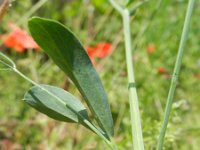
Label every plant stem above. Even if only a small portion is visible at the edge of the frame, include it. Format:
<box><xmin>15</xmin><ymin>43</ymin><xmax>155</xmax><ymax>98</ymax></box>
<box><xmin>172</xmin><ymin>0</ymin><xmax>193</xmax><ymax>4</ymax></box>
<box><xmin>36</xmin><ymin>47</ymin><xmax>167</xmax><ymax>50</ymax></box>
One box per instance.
<box><xmin>123</xmin><ymin>9</ymin><xmax>144</xmax><ymax>150</ymax></box>
<box><xmin>109</xmin><ymin>0</ymin><xmax>144</xmax><ymax>149</ymax></box>
<box><xmin>109</xmin><ymin>0</ymin><xmax>123</xmax><ymax>14</ymax></box>
<box><xmin>83</xmin><ymin>119</ymin><xmax>117</xmax><ymax>150</ymax></box>
<box><xmin>156</xmin><ymin>0</ymin><xmax>195</xmax><ymax>150</ymax></box>
<box><xmin>0</xmin><ymin>52</ymin><xmax>16</xmax><ymax>68</ymax></box>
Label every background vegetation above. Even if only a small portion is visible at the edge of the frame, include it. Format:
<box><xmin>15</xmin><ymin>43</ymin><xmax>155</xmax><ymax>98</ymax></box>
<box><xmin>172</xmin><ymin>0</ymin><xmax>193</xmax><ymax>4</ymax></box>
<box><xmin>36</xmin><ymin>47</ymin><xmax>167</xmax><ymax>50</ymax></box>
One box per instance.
<box><xmin>0</xmin><ymin>0</ymin><xmax>199</xmax><ymax>149</ymax></box>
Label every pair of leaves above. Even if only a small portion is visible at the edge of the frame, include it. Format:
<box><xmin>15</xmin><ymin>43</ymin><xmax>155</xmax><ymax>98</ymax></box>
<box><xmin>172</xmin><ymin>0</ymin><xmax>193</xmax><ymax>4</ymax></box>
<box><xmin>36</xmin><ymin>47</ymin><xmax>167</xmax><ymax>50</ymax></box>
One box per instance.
<box><xmin>26</xmin><ymin>17</ymin><xmax>113</xmax><ymax>138</ymax></box>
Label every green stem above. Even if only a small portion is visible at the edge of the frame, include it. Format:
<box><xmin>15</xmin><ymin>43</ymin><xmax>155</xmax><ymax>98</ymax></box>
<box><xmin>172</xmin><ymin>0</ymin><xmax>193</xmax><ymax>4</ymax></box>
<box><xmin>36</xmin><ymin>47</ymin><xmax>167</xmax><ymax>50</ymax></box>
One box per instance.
<box><xmin>123</xmin><ymin>9</ymin><xmax>144</xmax><ymax>150</ymax></box>
<box><xmin>108</xmin><ymin>0</ymin><xmax>144</xmax><ymax>149</ymax></box>
<box><xmin>156</xmin><ymin>0</ymin><xmax>195</xmax><ymax>150</ymax></box>
<box><xmin>82</xmin><ymin>119</ymin><xmax>116</xmax><ymax>149</ymax></box>
<box><xmin>109</xmin><ymin>0</ymin><xmax>123</xmax><ymax>15</ymax></box>
<box><xmin>0</xmin><ymin>52</ymin><xmax>16</xmax><ymax>68</ymax></box>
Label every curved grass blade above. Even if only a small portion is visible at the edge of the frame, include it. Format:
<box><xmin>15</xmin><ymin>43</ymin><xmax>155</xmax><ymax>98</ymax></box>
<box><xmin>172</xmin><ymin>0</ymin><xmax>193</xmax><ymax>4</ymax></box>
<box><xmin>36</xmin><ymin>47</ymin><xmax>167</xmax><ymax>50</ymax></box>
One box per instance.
<box><xmin>28</xmin><ymin>17</ymin><xmax>114</xmax><ymax>137</ymax></box>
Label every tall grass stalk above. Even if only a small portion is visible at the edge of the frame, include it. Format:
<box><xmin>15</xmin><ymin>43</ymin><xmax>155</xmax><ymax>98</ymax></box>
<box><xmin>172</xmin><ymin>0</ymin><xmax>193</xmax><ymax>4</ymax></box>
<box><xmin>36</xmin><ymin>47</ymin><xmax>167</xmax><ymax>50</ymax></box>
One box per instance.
<box><xmin>156</xmin><ymin>0</ymin><xmax>195</xmax><ymax>150</ymax></box>
<box><xmin>109</xmin><ymin>1</ymin><xmax>144</xmax><ymax>150</ymax></box>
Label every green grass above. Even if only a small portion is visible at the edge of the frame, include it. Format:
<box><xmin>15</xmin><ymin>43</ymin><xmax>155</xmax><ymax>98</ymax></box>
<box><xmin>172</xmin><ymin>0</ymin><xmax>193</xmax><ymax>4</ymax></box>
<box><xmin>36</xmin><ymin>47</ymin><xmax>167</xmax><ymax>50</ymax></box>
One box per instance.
<box><xmin>0</xmin><ymin>0</ymin><xmax>199</xmax><ymax>149</ymax></box>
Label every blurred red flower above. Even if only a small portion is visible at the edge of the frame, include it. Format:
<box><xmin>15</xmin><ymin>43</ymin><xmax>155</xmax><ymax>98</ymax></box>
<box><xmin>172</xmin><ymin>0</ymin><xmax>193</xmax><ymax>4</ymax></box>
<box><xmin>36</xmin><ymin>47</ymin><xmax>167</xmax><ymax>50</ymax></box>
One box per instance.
<box><xmin>0</xmin><ymin>23</ymin><xmax>39</xmax><ymax>52</ymax></box>
<box><xmin>86</xmin><ymin>42</ymin><xmax>112</xmax><ymax>63</ymax></box>
<box><xmin>95</xmin><ymin>43</ymin><xmax>112</xmax><ymax>58</ymax></box>
<box><xmin>87</xmin><ymin>47</ymin><xmax>96</xmax><ymax>63</ymax></box>
<box><xmin>147</xmin><ymin>43</ymin><xmax>155</xmax><ymax>54</ymax></box>
<box><xmin>158</xmin><ymin>67</ymin><xmax>167</xmax><ymax>74</ymax></box>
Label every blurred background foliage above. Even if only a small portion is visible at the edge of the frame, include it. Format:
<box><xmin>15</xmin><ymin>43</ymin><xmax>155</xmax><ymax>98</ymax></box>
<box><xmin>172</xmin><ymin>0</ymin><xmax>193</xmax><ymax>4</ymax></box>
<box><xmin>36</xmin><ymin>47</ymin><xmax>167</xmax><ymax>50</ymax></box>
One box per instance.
<box><xmin>0</xmin><ymin>0</ymin><xmax>199</xmax><ymax>149</ymax></box>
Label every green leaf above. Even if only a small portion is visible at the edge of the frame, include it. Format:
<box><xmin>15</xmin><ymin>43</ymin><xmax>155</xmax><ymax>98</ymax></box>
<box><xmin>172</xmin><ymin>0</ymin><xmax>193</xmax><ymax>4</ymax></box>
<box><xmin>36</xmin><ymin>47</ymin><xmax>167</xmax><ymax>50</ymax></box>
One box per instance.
<box><xmin>24</xmin><ymin>84</ymin><xmax>89</xmax><ymax>125</ymax></box>
<box><xmin>28</xmin><ymin>17</ymin><xmax>114</xmax><ymax>137</ymax></box>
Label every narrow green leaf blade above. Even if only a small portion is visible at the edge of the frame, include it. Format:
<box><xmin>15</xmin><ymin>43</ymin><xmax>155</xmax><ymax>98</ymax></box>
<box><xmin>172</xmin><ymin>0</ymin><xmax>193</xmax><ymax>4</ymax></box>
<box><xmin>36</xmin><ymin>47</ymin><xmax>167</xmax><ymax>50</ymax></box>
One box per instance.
<box><xmin>24</xmin><ymin>84</ymin><xmax>89</xmax><ymax>124</ymax></box>
<box><xmin>28</xmin><ymin>17</ymin><xmax>114</xmax><ymax>136</ymax></box>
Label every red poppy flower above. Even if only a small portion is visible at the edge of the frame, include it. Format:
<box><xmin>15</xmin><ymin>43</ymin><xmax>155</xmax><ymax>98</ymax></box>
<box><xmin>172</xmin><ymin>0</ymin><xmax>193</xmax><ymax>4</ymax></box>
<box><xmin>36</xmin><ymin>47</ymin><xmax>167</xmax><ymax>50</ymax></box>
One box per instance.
<box><xmin>0</xmin><ymin>23</ymin><xmax>39</xmax><ymax>52</ymax></box>
<box><xmin>147</xmin><ymin>43</ymin><xmax>155</xmax><ymax>54</ymax></box>
<box><xmin>158</xmin><ymin>67</ymin><xmax>167</xmax><ymax>74</ymax></box>
<box><xmin>86</xmin><ymin>42</ymin><xmax>112</xmax><ymax>63</ymax></box>
<box><xmin>95</xmin><ymin>42</ymin><xmax>112</xmax><ymax>58</ymax></box>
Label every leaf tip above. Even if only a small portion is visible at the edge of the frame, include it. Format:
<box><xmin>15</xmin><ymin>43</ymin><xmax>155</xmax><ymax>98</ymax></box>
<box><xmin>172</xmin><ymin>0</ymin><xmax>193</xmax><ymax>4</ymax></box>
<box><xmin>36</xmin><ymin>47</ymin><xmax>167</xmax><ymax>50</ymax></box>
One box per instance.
<box><xmin>28</xmin><ymin>16</ymin><xmax>44</xmax><ymax>28</ymax></box>
<box><xmin>28</xmin><ymin>16</ymin><xmax>41</xmax><ymax>22</ymax></box>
